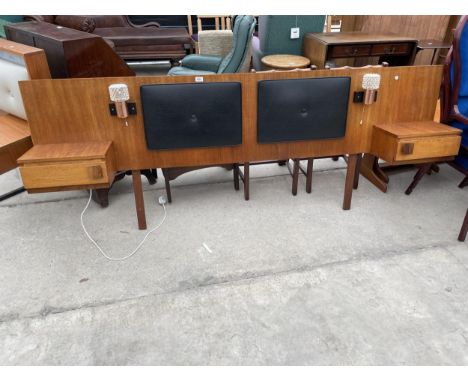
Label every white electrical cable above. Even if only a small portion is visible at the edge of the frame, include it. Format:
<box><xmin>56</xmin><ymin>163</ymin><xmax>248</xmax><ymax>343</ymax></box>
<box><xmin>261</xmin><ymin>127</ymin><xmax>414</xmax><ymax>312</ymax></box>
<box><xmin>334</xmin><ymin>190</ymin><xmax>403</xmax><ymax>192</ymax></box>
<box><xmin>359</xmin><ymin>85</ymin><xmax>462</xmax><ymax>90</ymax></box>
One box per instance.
<box><xmin>80</xmin><ymin>190</ymin><xmax>167</xmax><ymax>261</ymax></box>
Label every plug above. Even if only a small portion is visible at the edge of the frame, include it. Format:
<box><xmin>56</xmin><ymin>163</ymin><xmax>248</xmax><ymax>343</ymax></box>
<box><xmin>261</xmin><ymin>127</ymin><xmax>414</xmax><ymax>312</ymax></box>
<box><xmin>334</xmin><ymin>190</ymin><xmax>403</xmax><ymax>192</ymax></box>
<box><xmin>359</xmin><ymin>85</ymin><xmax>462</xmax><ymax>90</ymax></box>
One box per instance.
<box><xmin>158</xmin><ymin>195</ymin><xmax>168</xmax><ymax>205</ymax></box>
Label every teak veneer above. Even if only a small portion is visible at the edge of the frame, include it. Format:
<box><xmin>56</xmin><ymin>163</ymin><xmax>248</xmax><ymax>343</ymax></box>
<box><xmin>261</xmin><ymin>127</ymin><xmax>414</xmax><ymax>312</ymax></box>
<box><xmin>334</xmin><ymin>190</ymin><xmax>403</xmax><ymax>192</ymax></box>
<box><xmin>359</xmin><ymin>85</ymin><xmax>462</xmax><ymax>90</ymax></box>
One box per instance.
<box><xmin>16</xmin><ymin>65</ymin><xmax>452</xmax><ymax>228</ymax></box>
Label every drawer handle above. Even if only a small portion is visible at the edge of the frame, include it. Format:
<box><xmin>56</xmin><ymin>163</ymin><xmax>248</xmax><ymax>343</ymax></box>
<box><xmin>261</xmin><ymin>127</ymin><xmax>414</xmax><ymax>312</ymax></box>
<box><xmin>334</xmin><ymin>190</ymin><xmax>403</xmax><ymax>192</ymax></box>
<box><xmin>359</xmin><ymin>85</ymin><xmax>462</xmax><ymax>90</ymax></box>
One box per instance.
<box><xmin>401</xmin><ymin>143</ymin><xmax>414</xmax><ymax>155</ymax></box>
<box><xmin>346</xmin><ymin>48</ymin><xmax>359</xmax><ymax>55</ymax></box>
<box><xmin>89</xmin><ymin>165</ymin><xmax>103</xmax><ymax>179</ymax></box>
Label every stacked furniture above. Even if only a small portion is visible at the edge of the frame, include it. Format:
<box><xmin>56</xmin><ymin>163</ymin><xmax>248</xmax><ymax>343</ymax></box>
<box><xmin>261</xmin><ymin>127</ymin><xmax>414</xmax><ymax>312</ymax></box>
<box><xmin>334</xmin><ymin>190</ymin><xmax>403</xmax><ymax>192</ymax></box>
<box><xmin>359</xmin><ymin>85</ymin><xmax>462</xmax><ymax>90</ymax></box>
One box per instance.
<box><xmin>252</xmin><ymin>16</ymin><xmax>326</xmax><ymax>70</ymax></box>
<box><xmin>23</xmin><ymin>15</ymin><xmax>192</xmax><ymax>62</ymax></box>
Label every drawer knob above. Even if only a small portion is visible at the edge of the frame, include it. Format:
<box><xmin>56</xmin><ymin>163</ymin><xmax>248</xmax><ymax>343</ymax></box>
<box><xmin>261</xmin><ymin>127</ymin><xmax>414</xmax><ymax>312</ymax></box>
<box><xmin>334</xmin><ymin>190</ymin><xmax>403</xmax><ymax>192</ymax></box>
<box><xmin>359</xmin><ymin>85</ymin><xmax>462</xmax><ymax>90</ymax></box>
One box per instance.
<box><xmin>89</xmin><ymin>165</ymin><xmax>103</xmax><ymax>179</ymax></box>
<box><xmin>401</xmin><ymin>143</ymin><xmax>414</xmax><ymax>155</ymax></box>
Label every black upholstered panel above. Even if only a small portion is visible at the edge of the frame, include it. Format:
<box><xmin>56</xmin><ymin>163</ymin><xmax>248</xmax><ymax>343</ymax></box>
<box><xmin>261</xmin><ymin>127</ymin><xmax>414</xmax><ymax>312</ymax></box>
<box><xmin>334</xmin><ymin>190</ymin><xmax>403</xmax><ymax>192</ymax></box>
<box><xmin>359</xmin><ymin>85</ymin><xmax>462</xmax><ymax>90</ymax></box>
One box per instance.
<box><xmin>257</xmin><ymin>77</ymin><xmax>350</xmax><ymax>143</ymax></box>
<box><xmin>141</xmin><ymin>82</ymin><xmax>242</xmax><ymax>150</ymax></box>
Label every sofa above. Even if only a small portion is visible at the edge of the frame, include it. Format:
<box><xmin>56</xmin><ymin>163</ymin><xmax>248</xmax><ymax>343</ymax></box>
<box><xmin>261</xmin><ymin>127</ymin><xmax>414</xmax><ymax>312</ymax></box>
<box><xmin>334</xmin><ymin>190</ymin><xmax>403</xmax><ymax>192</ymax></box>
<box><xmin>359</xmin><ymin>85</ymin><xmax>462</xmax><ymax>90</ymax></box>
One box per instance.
<box><xmin>24</xmin><ymin>15</ymin><xmax>193</xmax><ymax>61</ymax></box>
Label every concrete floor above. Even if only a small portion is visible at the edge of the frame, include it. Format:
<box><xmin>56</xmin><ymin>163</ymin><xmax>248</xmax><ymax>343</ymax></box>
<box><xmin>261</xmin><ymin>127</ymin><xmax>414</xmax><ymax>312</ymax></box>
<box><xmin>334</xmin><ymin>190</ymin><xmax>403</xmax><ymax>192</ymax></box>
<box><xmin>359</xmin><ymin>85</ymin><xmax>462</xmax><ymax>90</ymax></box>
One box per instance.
<box><xmin>0</xmin><ymin>159</ymin><xmax>467</xmax><ymax>365</ymax></box>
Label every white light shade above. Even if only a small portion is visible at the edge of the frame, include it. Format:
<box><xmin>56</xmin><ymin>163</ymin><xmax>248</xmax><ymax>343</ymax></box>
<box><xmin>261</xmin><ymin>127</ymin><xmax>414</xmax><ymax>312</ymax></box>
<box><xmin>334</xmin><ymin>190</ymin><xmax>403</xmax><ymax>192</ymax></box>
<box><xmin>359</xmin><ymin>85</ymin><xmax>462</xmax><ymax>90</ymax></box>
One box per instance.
<box><xmin>108</xmin><ymin>84</ymin><xmax>130</xmax><ymax>102</ymax></box>
<box><xmin>362</xmin><ymin>74</ymin><xmax>381</xmax><ymax>90</ymax></box>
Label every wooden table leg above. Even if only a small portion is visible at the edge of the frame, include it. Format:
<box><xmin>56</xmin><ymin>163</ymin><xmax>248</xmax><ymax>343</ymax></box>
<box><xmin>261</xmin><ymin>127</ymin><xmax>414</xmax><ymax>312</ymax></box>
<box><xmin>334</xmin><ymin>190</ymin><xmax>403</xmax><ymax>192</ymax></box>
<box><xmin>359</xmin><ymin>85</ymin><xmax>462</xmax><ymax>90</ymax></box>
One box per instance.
<box><xmin>459</xmin><ymin>208</ymin><xmax>468</xmax><ymax>242</ymax></box>
<box><xmin>360</xmin><ymin>154</ymin><xmax>389</xmax><ymax>193</ymax></box>
<box><xmin>306</xmin><ymin>159</ymin><xmax>313</xmax><ymax>194</ymax></box>
<box><xmin>292</xmin><ymin>159</ymin><xmax>300</xmax><ymax>196</ymax></box>
<box><xmin>243</xmin><ymin>162</ymin><xmax>250</xmax><ymax>201</ymax></box>
<box><xmin>405</xmin><ymin>163</ymin><xmax>432</xmax><ymax>195</ymax></box>
<box><xmin>343</xmin><ymin>154</ymin><xmax>358</xmax><ymax>210</ymax></box>
<box><xmin>353</xmin><ymin>154</ymin><xmax>362</xmax><ymax>190</ymax></box>
<box><xmin>233</xmin><ymin>164</ymin><xmax>240</xmax><ymax>191</ymax></box>
<box><xmin>132</xmin><ymin>170</ymin><xmax>147</xmax><ymax>230</ymax></box>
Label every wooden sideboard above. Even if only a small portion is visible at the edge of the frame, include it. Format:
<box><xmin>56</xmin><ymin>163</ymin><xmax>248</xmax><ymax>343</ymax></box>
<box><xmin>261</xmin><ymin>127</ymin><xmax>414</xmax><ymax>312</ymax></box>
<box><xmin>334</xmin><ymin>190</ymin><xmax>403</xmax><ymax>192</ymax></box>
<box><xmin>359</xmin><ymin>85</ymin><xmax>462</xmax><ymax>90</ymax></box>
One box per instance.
<box><xmin>303</xmin><ymin>32</ymin><xmax>418</xmax><ymax>69</ymax></box>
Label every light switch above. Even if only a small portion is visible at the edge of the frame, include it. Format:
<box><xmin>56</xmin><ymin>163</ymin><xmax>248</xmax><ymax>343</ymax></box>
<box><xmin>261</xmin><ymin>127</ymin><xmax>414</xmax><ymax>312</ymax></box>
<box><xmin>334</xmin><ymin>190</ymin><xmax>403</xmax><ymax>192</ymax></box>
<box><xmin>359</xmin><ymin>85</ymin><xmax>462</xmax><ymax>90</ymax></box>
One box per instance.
<box><xmin>290</xmin><ymin>27</ymin><xmax>300</xmax><ymax>39</ymax></box>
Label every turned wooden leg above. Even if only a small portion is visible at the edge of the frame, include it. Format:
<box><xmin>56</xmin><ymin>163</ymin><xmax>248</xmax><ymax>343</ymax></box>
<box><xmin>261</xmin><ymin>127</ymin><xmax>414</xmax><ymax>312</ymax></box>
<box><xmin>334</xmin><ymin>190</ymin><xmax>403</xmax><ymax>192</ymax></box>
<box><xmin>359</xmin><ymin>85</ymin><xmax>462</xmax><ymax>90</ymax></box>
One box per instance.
<box><xmin>306</xmin><ymin>159</ymin><xmax>314</xmax><ymax>194</ymax></box>
<box><xmin>92</xmin><ymin>188</ymin><xmax>109</xmax><ymax>208</ymax></box>
<box><xmin>459</xmin><ymin>208</ymin><xmax>468</xmax><ymax>242</ymax></box>
<box><xmin>233</xmin><ymin>164</ymin><xmax>240</xmax><ymax>191</ymax></box>
<box><xmin>132</xmin><ymin>170</ymin><xmax>147</xmax><ymax>230</ymax></box>
<box><xmin>459</xmin><ymin>176</ymin><xmax>468</xmax><ymax>189</ymax></box>
<box><xmin>244</xmin><ymin>162</ymin><xmax>250</xmax><ymax>201</ymax></box>
<box><xmin>343</xmin><ymin>154</ymin><xmax>358</xmax><ymax>210</ymax></box>
<box><xmin>292</xmin><ymin>159</ymin><xmax>300</xmax><ymax>196</ymax></box>
<box><xmin>353</xmin><ymin>154</ymin><xmax>362</xmax><ymax>190</ymax></box>
<box><xmin>405</xmin><ymin>163</ymin><xmax>432</xmax><ymax>195</ymax></box>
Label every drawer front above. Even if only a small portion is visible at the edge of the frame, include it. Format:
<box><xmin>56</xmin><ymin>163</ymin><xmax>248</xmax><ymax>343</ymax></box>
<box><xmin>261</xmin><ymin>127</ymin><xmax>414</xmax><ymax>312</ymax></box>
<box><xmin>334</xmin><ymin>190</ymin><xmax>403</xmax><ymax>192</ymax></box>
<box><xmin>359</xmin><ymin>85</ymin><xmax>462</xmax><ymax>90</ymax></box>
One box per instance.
<box><xmin>20</xmin><ymin>160</ymin><xmax>110</xmax><ymax>190</ymax></box>
<box><xmin>329</xmin><ymin>44</ymin><xmax>371</xmax><ymax>58</ymax></box>
<box><xmin>371</xmin><ymin>43</ymin><xmax>412</xmax><ymax>56</ymax></box>
<box><xmin>395</xmin><ymin>136</ymin><xmax>461</xmax><ymax>162</ymax></box>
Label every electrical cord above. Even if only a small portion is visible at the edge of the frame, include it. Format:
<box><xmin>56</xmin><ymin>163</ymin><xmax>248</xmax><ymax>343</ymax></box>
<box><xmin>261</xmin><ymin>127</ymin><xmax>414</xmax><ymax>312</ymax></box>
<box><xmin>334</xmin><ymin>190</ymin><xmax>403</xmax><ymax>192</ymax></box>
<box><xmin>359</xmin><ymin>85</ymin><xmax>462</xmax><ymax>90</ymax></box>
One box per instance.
<box><xmin>80</xmin><ymin>190</ymin><xmax>167</xmax><ymax>261</ymax></box>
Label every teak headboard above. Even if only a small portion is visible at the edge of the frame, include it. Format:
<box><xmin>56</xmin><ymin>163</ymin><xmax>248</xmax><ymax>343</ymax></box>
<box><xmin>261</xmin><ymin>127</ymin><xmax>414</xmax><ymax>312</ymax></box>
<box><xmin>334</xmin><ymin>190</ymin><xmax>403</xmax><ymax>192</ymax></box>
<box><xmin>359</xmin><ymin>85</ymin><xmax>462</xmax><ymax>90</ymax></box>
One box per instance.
<box><xmin>18</xmin><ymin>66</ymin><xmax>442</xmax><ymax>171</ymax></box>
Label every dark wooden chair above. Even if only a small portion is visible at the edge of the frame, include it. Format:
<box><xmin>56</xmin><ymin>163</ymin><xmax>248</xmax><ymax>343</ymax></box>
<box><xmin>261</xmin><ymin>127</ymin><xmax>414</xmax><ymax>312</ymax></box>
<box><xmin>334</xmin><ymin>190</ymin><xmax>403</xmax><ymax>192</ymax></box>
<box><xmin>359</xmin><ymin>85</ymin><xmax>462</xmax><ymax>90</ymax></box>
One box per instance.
<box><xmin>405</xmin><ymin>16</ymin><xmax>468</xmax><ymax>195</ymax></box>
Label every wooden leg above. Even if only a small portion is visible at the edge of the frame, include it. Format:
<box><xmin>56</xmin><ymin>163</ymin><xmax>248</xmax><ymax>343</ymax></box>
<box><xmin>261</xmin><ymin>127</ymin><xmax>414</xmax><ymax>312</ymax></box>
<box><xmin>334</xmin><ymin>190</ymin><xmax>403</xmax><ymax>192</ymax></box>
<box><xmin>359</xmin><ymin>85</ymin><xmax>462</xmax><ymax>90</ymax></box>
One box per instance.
<box><xmin>360</xmin><ymin>154</ymin><xmax>388</xmax><ymax>193</ymax></box>
<box><xmin>353</xmin><ymin>154</ymin><xmax>362</xmax><ymax>190</ymax></box>
<box><xmin>458</xmin><ymin>208</ymin><xmax>468</xmax><ymax>242</ymax></box>
<box><xmin>132</xmin><ymin>170</ymin><xmax>147</xmax><ymax>230</ymax></box>
<box><xmin>405</xmin><ymin>163</ymin><xmax>432</xmax><ymax>195</ymax></box>
<box><xmin>92</xmin><ymin>188</ymin><xmax>109</xmax><ymax>208</ymax></box>
<box><xmin>459</xmin><ymin>176</ymin><xmax>468</xmax><ymax>189</ymax></box>
<box><xmin>306</xmin><ymin>159</ymin><xmax>313</xmax><ymax>194</ymax></box>
<box><xmin>343</xmin><ymin>154</ymin><xmax>358</xmax><ymax>210</ymax></box>
<box><xmin>233</xmin><ymin>164</ymin><xmax>240</xmax><ymax>191</ymax></box>
<box><xmin>292</xmin><ymin>159</ymin><xmax>300</xmax><ymax>196</ymax></box>
<box><xmin>162</xmin><ymin>169</ymin><xmax>172</xmax><ymax>203</ymax></box>
<box><xmin>141</xmin><ymin>169</ymin><xmax>157</xmax><ymax>185</ymax></box>
<box><xmin>243</xmin><ymin>162</ymin><xmax>250</xmax><ymax>201</ymax></box>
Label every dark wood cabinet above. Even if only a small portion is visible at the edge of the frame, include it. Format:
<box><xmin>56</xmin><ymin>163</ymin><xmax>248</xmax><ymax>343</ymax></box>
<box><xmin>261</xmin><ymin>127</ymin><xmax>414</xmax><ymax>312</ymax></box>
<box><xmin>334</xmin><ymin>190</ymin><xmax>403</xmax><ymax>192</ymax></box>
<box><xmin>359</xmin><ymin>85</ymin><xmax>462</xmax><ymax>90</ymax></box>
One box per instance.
<box><xmin>5</xmin><ymin>21</ymin><xmax>134</xmax><ymax>78</ymax></box>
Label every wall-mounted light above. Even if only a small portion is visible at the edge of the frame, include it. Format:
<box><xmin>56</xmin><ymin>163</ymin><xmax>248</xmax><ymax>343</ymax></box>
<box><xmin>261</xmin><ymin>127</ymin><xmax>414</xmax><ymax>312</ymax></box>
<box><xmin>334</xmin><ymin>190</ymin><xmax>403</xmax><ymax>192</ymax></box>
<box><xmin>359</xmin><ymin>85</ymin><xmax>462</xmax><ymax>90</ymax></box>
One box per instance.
<box><xmin>362</xmin><ymin>73</ymin><xmax>381</xmax><ymax>105</ymax></box>
<box><xmin>109</xmin><ymin>83</ymin><xmax>130</xmax><ymax>118</ymax></box>
<box><xmin>108</xmin><ymin>84</ymin><xmax>137</xmax><ymax>126</ymax></box>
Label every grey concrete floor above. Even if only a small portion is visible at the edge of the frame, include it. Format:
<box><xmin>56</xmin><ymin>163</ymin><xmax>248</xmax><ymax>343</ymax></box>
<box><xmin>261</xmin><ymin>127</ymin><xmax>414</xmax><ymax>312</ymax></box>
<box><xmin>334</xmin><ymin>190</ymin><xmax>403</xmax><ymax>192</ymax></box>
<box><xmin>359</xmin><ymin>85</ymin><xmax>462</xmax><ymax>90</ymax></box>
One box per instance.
<box><xmin>0</xmin><ymin>159</ymin><xmax>467</xmax><ymax>365</ymax></box>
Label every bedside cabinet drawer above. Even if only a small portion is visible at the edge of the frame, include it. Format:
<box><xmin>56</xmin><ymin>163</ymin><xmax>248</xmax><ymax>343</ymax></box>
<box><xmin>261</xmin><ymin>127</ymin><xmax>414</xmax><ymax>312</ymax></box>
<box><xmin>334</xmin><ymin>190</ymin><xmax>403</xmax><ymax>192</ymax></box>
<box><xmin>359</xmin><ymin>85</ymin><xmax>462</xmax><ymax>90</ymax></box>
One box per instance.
<box><xmin>20</xmin><ymin>160</ymin><xmax>112</xmax><ymax>190</ymax></box>
<box><xmin>18</xmin><ymin>141</ymin><xmax>115</xmax><ymax>192</ymax></box>
<box><xmin>371</xmin><ymin>122</ymin><xmax>462</xmax><ymax>165</ymax></box>
<box><xmin>395</xmin><ymin>136</ymin><xmax>461</xmax><ymax>161</ymax></box>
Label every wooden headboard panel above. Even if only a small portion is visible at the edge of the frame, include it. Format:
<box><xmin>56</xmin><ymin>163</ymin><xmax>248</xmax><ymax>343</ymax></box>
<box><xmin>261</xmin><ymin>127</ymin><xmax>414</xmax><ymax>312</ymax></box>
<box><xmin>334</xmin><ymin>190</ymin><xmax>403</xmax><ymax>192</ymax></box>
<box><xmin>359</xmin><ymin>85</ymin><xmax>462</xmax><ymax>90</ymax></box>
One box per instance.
<box><xmin>18</xmin><ymin>65</ymin><xmax>442</xmax><ymax>171</ymax></box>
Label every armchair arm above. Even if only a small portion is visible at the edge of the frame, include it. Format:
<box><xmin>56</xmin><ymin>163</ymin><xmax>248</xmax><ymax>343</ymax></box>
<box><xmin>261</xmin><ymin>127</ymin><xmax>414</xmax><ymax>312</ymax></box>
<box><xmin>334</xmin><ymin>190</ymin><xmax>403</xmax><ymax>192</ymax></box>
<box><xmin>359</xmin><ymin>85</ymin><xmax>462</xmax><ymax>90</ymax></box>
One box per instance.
<box><xmin>452</xmin><ymin>105</ymin><xmax>468</xmax><ymax>125</ymax></box>
<box><xmin>180</xmin><ymin>54</ymin><xmax>223</xmax><ymax>72</ymax></box>
<box><xmin>124</xmin><ymin>16</ymin><xmax>160</xmax><ymax>28</ymax></box>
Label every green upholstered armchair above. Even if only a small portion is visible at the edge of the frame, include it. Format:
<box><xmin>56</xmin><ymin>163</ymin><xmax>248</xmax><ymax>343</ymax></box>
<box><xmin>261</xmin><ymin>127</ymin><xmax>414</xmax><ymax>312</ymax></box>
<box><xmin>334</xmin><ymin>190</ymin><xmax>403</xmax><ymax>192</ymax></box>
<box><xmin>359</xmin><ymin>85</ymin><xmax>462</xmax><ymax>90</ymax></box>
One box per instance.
<box><xmin>252</xmin><ymin>15</ymin><xmax>326</xmax><ymax>70</ymax></box>
<box><xmin>168</xmin><ymin>15</ymin><xmax>256</xmax><ymax>76</ymax></box>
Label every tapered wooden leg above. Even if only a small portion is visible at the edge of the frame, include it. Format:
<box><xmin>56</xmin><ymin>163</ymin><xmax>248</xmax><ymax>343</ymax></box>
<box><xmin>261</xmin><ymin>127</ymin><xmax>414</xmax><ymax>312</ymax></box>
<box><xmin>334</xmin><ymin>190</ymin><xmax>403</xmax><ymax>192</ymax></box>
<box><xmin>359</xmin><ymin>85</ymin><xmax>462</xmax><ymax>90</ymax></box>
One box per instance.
<box><xmin>405</xmin><ymin>163</ymin><xmax>432</xmax><ymax>195</ymax></box>
<box><xmin>132</xmin><ymin>170</ymin><xmax>147</xmax><ymax>230</ymax></box>
<box><xmin>343</xmin><ymin>154</ymin><xmax>358</xmax><ymax>210</ymax></box>
<box><xmin>292</xmin><ymin>159</ymin><xmax>300</xmax><ymax>196</ymax></box>
<box><xmin>458</xmin><ymin>208</ymin><xmax>468</xmax><ymax>242</ymax></box>
<box><xmin>353</xmin><ymin>154</ymin><xmax>362</xmax><ymax>190</ymax></box>
<box><xmin>233</xmin><ymin>164</ymin><xmax>240</xmax><ymax>191</ymax></box>
<box><xmin>306</xmin><ymin>159</ymin><xmax>314</xmax><ymax>194</ymax></box>
<box><xmin>459</xmin><ymin>176</ymin><xmax>468</xmax><ymax>189</ymax></box>
<box><xmin>161</xmin><ymin>169</ymin><xmax>172</xmax><ymax>203</ymax></box>
<box><xmin>360</xmin><ymin>154</ymin><xmax>388</xmax><ymax>193</ymax></box>
<box><xmin>243</xmin><ymin>162</ymin><xmax>250</xmax><ymax>201</ymax></box>
<box><xmin>92</xmin><ymin>188</ymin><xmax>109</xmax><ymax>208</ymax></box>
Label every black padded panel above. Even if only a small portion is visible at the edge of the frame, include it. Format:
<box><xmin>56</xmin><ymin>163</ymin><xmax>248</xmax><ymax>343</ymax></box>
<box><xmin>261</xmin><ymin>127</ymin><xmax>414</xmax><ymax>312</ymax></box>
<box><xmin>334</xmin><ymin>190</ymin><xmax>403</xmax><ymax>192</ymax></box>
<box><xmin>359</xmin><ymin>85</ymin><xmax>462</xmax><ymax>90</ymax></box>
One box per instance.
<box><xmin>141</xmin><ymin>82</ymin><xmax>242</xmax><ymax>150</ymax></box>
<box><xmin>257</xmin><ymin>77</ymin><xmax>351</xmax><ymax>143</ymax></box>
